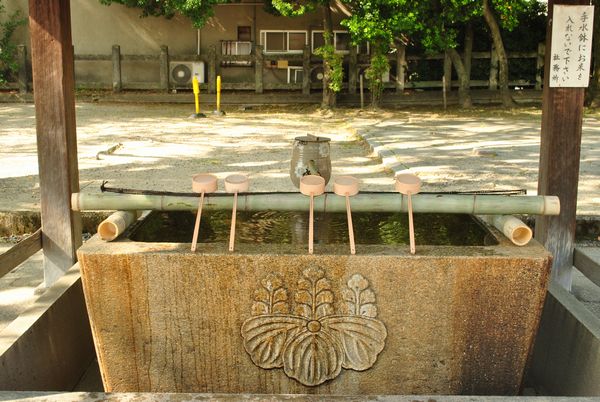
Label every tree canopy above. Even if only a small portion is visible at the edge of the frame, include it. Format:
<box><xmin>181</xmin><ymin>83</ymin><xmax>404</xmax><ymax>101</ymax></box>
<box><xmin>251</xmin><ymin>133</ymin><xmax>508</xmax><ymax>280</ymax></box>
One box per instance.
<box><xmin>97</xmin><ymin>0</ymin><xmax>550</xmax><ymax>108</ymax></box>
<box><xmin>99</xmin><ymin>0</ymin><xmax>224</xmax><ymax>28</ymax></box>
<box><xmin>0</xmin><ymin>2</ymin><xmax>26</xmax><ymax>84</ymax></box>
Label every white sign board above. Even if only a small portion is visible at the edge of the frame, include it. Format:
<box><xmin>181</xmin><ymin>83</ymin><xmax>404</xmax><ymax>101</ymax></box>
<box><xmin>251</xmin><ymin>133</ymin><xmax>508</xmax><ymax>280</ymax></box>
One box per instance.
<box><xmin>550</xmin><ymin>5</ymin><xmax>594</xmax><ymax>88</ymax></box>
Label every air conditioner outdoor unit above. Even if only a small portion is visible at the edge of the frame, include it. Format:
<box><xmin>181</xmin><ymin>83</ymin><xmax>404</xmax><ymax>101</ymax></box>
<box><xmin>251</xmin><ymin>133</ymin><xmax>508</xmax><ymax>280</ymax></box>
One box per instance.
<box><xmin>310</xmin><ymin>66</ymin><xmax>325</xmax><ymax>83</ymax></box>
<box><xmin>169</xmin><ymin>61</ymin><xmax>205</xmax><ymax>87</ymax></box>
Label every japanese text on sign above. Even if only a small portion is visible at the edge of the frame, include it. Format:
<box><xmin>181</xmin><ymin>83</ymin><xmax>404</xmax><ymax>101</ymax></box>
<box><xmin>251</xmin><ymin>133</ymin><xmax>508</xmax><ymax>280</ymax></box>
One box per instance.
<box><xmin>550</xmin><ymin>5</ymin><xmax>594</xmax><ymax>88</ymax></box>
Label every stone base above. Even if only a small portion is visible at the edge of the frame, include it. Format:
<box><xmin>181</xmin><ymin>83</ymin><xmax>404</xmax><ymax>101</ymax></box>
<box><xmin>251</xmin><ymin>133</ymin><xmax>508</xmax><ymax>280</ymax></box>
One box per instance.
<box><xmin>78</xmin><ymin>235</ymin><xmax>551</xmax><ymax>395</ymax></box>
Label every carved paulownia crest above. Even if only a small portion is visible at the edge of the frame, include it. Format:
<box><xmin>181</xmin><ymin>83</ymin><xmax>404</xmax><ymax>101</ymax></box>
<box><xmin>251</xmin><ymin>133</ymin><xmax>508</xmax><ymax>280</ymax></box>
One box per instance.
<box><xmin>241</xmin><ymin>266</ymin><xmax>387</xmax><ymax>386</ymax></box>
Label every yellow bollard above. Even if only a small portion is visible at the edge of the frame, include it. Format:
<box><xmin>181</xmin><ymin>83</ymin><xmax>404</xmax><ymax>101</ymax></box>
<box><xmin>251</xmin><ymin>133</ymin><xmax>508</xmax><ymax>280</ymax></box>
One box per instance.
<box><xmin>191</xmin><ymin>76</ymin><xmax>205</xmax><ymax>118</ymax></box>
<box><xmin>216</xmin><ymin>76</ymin><xmax>221</xmax><ymax>113</ymax></box>
<box><xmin>214</xmin><ymin>75</ymin><xmax>225</xmax><ymax>116</ymax></box>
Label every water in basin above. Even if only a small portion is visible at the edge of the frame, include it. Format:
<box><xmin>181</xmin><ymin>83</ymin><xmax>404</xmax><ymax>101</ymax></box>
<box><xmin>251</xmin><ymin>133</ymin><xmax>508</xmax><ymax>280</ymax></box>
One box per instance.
<box><xmin>129</xmin><ymin>210</ymin><xmax>498</xmax><ymax>246</ymax></box>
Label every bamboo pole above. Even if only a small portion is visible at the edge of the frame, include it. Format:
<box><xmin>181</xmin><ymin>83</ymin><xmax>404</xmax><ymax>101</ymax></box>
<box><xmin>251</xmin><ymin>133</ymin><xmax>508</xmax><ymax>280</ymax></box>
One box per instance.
<box><xmin>72</xmin><ymin>192</ymin><xmax>560</xmax><ymax>216</ymax></box>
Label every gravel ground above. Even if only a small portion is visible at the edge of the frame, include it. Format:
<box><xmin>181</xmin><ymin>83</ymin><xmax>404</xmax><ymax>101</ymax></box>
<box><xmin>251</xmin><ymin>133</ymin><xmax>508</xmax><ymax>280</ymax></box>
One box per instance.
<box><xmin>0</xmin><ymin>103</ymin><xmax>391</xmax><ymax>211</ymax></box>
<box><xmin>350</xmin><ymin>107</ymin><xmax>600</xmax><ymax>215</ymax></box>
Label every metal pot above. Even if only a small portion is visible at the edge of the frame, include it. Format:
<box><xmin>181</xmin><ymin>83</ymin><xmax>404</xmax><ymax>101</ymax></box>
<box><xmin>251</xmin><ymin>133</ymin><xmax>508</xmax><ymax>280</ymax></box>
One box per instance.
<box><xmin>290</xmin><ymin>134</ymin><xmax>331</xmax><ymax>188</ymax></box>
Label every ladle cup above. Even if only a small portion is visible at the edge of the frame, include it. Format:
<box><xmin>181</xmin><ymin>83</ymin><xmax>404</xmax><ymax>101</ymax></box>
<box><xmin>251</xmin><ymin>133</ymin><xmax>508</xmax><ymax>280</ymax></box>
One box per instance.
<box><xmin>333</xmin><ymin>176</ymin><xmax>359</xmax><ymax>255</ymax></box>
<box><xmin>299</xmin><ymin>175</ymin><xmax>325</xmax><ymax>255</ymax></box>
<box><xmin>225</xmin><ymin>174</ymin><xmax>249</xmax><ymax>252</ymax></box>
<box><xmin>395</xmin><ymin>173</ymin><xmax>421</xmax><ymax>255</ymax></box>
<box><xmin>191</xmin><ymin>173</ymin><xmax>218</xmax><ymax>252</ymax></box>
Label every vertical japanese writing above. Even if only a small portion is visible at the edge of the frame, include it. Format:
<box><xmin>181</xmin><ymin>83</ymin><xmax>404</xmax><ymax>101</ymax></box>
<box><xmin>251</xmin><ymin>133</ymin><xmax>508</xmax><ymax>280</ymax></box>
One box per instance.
<box><xmin>550</xmin><ymin>5</ymin><xmax>594</xmax><ymax>87</ymax></box>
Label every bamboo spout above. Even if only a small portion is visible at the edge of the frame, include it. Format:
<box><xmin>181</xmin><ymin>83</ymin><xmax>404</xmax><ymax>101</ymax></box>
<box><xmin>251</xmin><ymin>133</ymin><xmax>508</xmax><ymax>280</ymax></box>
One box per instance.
<box><xmin>481</xmin><ymin>215</ymin><xmax>533</xmax><ymax>246</ymax></box>
<box><xmin>72</xmin><ymin>192</ymin><xmax>560</xmax><ymax>216</ymax></box>
<box><xmin>97</xmin><ymin>211</ymin><xmax>137</xmax><ymax>241</ymax></box>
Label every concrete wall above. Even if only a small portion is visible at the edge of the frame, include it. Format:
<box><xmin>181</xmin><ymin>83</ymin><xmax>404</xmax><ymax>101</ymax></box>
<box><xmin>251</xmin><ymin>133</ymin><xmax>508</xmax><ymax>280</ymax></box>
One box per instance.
<box><xmin>0</xmin><ymin>264</ymin><xmax>96</xmax><ymax>391</ymax></box>
<box><xmin>4</xmin><ymin>0</ymin><xmax>348</xmax><ymax>88</ymax></box>
<box><xmin>530</xmin><ymin>282</ymin><xmax>600</xmax><ymax>396</ymax></box>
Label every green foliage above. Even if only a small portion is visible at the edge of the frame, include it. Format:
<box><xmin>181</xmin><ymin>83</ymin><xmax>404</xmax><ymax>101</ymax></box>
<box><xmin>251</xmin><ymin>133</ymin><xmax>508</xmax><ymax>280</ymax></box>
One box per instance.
<box><xmin>500</xmin><ymin>1</ymin><xmax>546</xmax><ymax>51</ymax></box>
<box><xmin>398</xmin><ymin>0</ymin><xmax>539</xmax><ymax>55</ymax></box>
<box><xmin>491</xmin><ymin>0</ymin><xmax>529</xmax><ymax>31</ymax></box>
<box><xmin>99</xmin><ymin>0</ymin><xmax>225</xmax><ymax>28</ymax></box>
<box><xmin>341</xmin><ymin>0</ymin><xmax>417</xmax><ymax>48</ymax></box>
<box><xmin>365</xmin><ymin>49</ymin><xmax>389</xmax><ymax>106</ymax></box>
<box><xmin>268</xmin><ymin>0</ymin><xmax>314</xmax><ymax>17</ymax></box>
<box><xmin>0</xmin><ymin>2</ymin><xmax>26</xmax><ymax>84</ymax></box>
<box><xmin>314</xmin><ymin>43</ymin><xmax>343</xmax><ymax>93</ymax></box>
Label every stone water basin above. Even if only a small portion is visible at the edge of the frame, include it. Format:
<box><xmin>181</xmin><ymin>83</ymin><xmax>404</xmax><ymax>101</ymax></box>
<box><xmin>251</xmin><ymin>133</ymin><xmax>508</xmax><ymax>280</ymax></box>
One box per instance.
<box><xmin>77</xmin><ymin>211</ymin><xmax>551</xmax><ymax>395</ymax></box>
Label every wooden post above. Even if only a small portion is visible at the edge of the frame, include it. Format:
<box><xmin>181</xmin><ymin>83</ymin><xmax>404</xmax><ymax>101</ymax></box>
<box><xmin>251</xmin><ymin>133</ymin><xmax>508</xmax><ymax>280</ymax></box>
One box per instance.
<box><xmin>159</xmin><ymin>45</ymin><xmax>169</xmax><ymax>92</ymax></box>
<box><xmin>536</xmin><ymin>42</ymin><xmax>545</xmax><ymax>91</ymax></box>
<box><xmin>536</xmin><ymin>0</ymin><xmax>588</xmax><ymax>290</ymax></box>
<box><xmin>254</xmin><ymin>44</ymin><xmax>264</xmax><ymax>94</ymax></box>
<box><xmin>111</xmin><ymin>44</ymin><xmax>121</xmax><ymax>93</ymax></box>
<box><xmin>17</xmin><ymin>45</ymin><xmax>28</xmax><ymax>93</ymax></box>
<box><xmin>489</xmin><ymin>46</ymin><xmax>499</xmax><ymax>90</ymax></box>
<box><xmin>208</xmin><ymin>44</ymin><xmax>217</xmax><ymax>94</ymax></box>
<box><xmin>359</xmin><ymin>74</ymin><xmax>364</xmax><ymax>109</ymax></box>
<box><xmin>443</xmin><ymin>51</ymin><xmax>452</xmax><ymax>93</ymax></box>
<box><xmin>28</xmin><ymin>0</ymin><xmax>82</xmax><ymax>287</ymax></box>
<box><xmin>348</xmin><ymin>45</ymin><xmax>357</xmax><ymax>95</ymax></box>
<box><xmin>302</xmin><ymin>45</ymin><xmax>311</xmax><ymax>95</ymax></box>
<box><xmin>396</xmin><ymin>44</ymin><xmax>406</xmax><ymax>93</ymax></box>
<box><xmin>442</xmin><ymin>76</ymin><xmax>447</xmax><ymax>110</ymax></box>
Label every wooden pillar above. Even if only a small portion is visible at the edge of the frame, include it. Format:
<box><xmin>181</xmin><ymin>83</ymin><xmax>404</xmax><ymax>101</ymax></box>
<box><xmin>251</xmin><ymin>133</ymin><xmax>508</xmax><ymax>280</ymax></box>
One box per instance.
<box><xmin>348</xmin><ymin>45</ymin><xmax>357</xmax><ymax>95</ymax></box>
<box><xmin>443</xmin><ymin>51</ymin><xmax>452</xmax><ymax>92</ymax></box>
<box><xmin>536</xmin><ymin>42</ymin><xmax>545</xmax><ymax>91</ymax></box>
<box><xmin>159</xmin><ymin>45</ymin><xmax>169</xmax><ymax>92</ymax></box>
<box><xmin>396</xmin><ymin>44</ymin><xmax>406</xmax><ymax>93</ymax></box>
<box><xmin>208</xmin><ymin>44</ymin><xmax>217</xmax><ymax>94</ymax></box>
<box><xmin>17</xmin><ymin>45</ymin><xmax>28</xmax><ymax>94</ymax></box>
<box><xmin>536</xmin><ymin>0</ymin><xmax>588</xmax><ymax>290</ymax></box>
<box><xmin>111</xmin><ymin>44</ymin><xmax>121</xmax><ymax>92</ymax></box>
<box><xmin>489</xmin><ymin>46</ymin><xmax>499</xmax><ymax>89</ymax></box>
<box><xmin>28</xmin><ymin>0</ymin><xmax>82</xmax><ymax>287</ymax></box>
<box><xmin>255</xmin><ymin>44</ymin><xmax>264</xmax><ymax>94</ymax></box>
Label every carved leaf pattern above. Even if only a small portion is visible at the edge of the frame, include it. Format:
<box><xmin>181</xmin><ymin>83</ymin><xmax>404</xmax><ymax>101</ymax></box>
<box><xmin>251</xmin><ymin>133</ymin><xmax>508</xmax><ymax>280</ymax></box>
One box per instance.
<box><xmin>294</xmin><ymin>289</ymin><xmax>312</xmax><ymax>319</ymax></box>
<box><xmin>272</xmin><ymin>288</ymin><xmax>289</xmax><ymax>314</ymax></box>
<box><xmin>294</xmin><ymin>267</ymin><xmax>334</xmax><ymax>320</ymax></box>
<box><xmin>282</xmin><ymin>329</ymin><xmax>344</xmax><ymax>386</ymax></box>
<box><xmin>344</xmin><ymin>274</ymin><xmax>378</xmax><ymax>318</ymax></box>
<box><xmin>241</xmin><ymin>315</ymin><xmax>305</xmax><ymax>368</ymax></box>
<box><xmin>322</xmin><ymin>316</ymin><xmax>387</xmax><ymax>371</ymax></box>
<box><xmin>252</xmin><ymin>273</ymin><xmax>289</xmax><ymax>315</ymax></box>
<box><xmin>242</xmin><ymin>269</ymin><xmax>387</xmax><ymax>387</ymax></box>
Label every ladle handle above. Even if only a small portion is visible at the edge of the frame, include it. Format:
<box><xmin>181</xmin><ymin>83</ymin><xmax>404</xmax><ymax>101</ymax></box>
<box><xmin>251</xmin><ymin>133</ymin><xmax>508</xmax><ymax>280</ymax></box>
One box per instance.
<box><xmin>191</xmin><ymin>192</ymin><xmax>205</xmax><ymax>252</ymax></box>
<box><xmin>309</xmin><ymin>194</ymin><xmax>314</xmax><ymax>255</ymax></box>
<box><xmin>346</xmin><ymin>194</ymin><xmax>356</xmax><ymax>255</ymax></box>
<box><xmin>229</xmin><ymin>191</ymin><xmax>238</xmax><ymax>252</ymax></box>
<box><xmin>408</xmin><ymin>193</ymin><xmax>416</xmax><ymax>254</ymax></box>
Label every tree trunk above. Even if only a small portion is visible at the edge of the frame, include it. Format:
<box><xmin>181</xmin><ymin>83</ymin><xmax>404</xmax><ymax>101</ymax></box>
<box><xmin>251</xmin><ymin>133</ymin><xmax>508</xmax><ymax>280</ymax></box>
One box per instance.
<box><xmin>585</xmin><ymin>0</ymin><xmax>600</xmax><ymax>106</ymax></box>
<box><xmin>321</xmin><ymin>2</ymin><xmax>336</xmax><ymax>109</ymax></box>
<box><xmin>463</xmin><ymin>22</ymin><xmax>474</xmax><ymax>80</ymax></box>
<box><xmin>482</xmin><ymin>0</ymin><xmax>516</xmax><ymax>107</ymax></box>
<box><xmin>447</xmin><ymin>48</ymin><xmax>472</xmax><ymax>108</ymax></box>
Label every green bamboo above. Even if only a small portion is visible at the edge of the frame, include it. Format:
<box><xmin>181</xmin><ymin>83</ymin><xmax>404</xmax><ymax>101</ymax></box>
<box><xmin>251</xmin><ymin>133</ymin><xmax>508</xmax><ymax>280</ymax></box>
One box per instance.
<box><xmin>72</xmin><ymin>192</ymin><xmax>560</xmax><ymax>216</ymax></box>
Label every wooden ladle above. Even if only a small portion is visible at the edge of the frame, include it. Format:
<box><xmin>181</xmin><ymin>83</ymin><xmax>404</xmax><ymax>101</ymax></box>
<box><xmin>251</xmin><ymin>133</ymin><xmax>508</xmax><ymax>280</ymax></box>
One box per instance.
<box><xmin>225</xmin><ymin>174</ymin><xmax>249</xmax><ymax>252</ymax></box>
<box><xmin>299</xmin><ymin>175</ymin><xmax>325</xmax><ymax>254</ymax></box>
<box><xmin>395</xmin><ymin>173</ymin><xmax>421</xmax><ymax>255</ymax></box>
<box><xmin>333</xmin><ymin>176</ymin><xmax>359</xmax><ymax>255</ymax></box>
<box><xmin>191</xmin><ymin>173</ymin><xmax>218</xmax><ymax>252</ymax></box>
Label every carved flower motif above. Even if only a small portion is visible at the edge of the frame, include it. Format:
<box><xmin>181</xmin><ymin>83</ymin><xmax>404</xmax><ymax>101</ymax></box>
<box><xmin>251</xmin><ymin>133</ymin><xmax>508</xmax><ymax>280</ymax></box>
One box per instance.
<box><xmin>241</xmin><ymin>267</ymin><xmax>387</xmax><ymax>386</ymax></box>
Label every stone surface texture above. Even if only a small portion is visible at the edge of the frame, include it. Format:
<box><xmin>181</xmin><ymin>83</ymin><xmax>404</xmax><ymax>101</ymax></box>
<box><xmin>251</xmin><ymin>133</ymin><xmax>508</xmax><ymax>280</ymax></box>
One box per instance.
<box><xmin>77</xmin><ymin>231</ymin><xmax>551</xmax><ymax>395</ymax></box>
